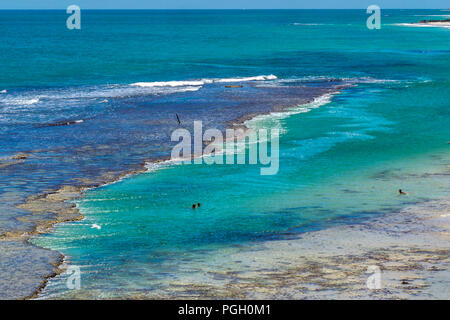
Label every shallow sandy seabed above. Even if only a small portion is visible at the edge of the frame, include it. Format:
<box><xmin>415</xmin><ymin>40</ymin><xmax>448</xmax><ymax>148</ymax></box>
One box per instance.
<box><xmin>51</xmin><ymin>197</ymin><xmax>449</xmax><ymax>300</ymax></box>
<box><xmin>148</xmin><ymin>198</ymin><xmax>450</xmax><ymax>299</ymax></box>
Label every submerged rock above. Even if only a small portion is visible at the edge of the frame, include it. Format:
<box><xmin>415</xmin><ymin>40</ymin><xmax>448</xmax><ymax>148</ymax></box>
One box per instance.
<box><xmin>11</xmin><ymin>153</ymin><xmax>29</xmax><ymax>160</ymax></box>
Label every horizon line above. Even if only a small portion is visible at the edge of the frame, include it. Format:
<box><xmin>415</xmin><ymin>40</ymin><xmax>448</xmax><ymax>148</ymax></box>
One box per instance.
<box><xmin>0</xmin><ymin>8</ymin><xmax>447</xmax><ymax>10</ymax></box>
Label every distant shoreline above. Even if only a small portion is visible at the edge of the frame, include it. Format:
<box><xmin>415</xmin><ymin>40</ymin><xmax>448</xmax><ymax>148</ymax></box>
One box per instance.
<box><xmin>0</xmin><ymin>8</ymin><xmax>449</xmax><ymax>11</ymax></box>
<box><xmin>411</xmin><ymin>18</ymin><xmax>450</xmax><ymax>28</ymax></box>
<box><xmin>395</xmin><ymin>18</ymin><xmax>450</xmax><ymax>29</ymax></box>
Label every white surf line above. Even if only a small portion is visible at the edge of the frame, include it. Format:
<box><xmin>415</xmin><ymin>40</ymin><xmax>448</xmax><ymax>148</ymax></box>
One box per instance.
<box><xmin>393</xmin><ymin>23</ymin><xmax>450</xmax><ymax>29</ymax></box>
<box><xmin>130</xmin><ymin>74</ymin><xmax>278</xmax><ymax>88</ymax></box>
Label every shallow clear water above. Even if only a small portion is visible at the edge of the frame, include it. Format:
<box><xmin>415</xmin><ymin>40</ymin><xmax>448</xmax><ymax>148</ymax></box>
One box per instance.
<box><xmin>0</xmin><ymin>9</ymin><xmax>448</xmax><ymax>298</ymax></box>
<box><xmin>34</xmin><ymin>81</ymin><xmax>450</xmax><ymax>298</ymax></box>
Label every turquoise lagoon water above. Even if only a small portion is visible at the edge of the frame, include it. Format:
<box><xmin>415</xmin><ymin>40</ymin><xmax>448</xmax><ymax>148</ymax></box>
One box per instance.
<box><xmin>35</xmin><ymin>81</ymin><xmax>450</xmax><ymax>298</ymax></box>
<box><xmin>0</xmin><ymin>10</ymin><xmax>448</xmax><ymax>298</ymax></box>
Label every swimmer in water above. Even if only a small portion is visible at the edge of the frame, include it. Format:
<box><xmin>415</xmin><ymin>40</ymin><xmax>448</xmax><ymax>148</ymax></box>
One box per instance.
<box><xmin>197</xmin><ymin>202</ymin><xmax>201</xmax><ymax>208</ymax></box>
<box><xmin>398</xmin><ymin>189</ymin><xmax>407</xmax><ymax>195</ymax></box>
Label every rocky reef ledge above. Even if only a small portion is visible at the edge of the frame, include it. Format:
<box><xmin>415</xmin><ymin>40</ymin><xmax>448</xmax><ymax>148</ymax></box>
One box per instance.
<box><xmin>0</xmin><ymin>163</ymin><xmax>148</xmax><ymax>299</ymax></box>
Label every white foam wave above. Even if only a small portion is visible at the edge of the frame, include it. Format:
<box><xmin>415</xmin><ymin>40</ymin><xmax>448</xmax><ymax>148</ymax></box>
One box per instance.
<box><xmin>0</xmin><ymin>75</ymin><xmax>278</xmax><ymax>112</ymax></box>
<box><xmin>5</xmin><ymin>97</ymin><xmax>40</xmax><ymax>106</ymax></box>
<box><xmin>131</xmin><ymin>80</ymin><xmax>205</xmax><ymax>87</ymax></box>
<box><xmin>145</xmin><ymin>159</ymin><xmax>180</xmax><ymax>172</ymax></box>
<box><xmin>356</xmin><ymin>77</ymin><xmax>401</xmax><ymax>84</ymax></box>
<box><xmin>131</xmin><ymin>75</ymin><xmax>278</xmax><ymax>88</ymax></box>
<box><xmin>0</xmin><ymin>85</ymin><xmax>203</xmax><ymax>112</ymax></box>
<box><xmin>245</xmin><ymin>92</ymin><xmax>337</xmax><ymax>133</ymax></box>
<box><xmin>276</xmin><ymin>76</ymin><xmax>400</xmax><ymax>86</ymax></box>
<box><xmin>208</xmin><ymin>74</ymin><xmax>278</xmax><ymax>83</ymax></box>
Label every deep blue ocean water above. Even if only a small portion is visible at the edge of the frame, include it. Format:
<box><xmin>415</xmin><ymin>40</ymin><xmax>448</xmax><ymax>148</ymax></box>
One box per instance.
<box><xmin>0</xmin><ymin>10</ymin><xmax>449</xmax><ymax>298</ymax></box>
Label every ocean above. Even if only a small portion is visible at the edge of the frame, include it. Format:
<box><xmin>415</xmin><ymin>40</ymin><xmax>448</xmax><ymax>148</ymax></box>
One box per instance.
<box><xmin>0</xmin><ymin>9</ymin><xmax>449</xmax><ymax>299</ymax></box>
